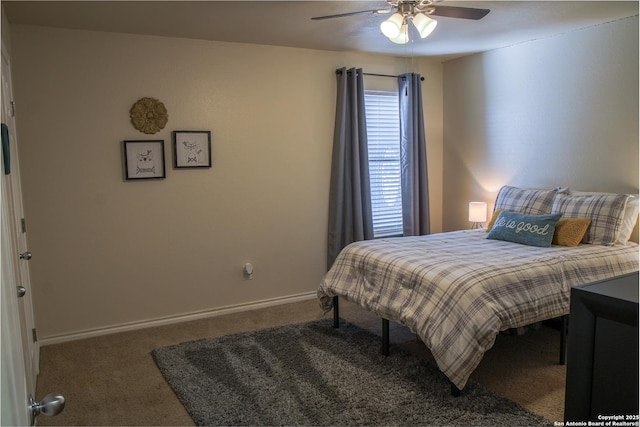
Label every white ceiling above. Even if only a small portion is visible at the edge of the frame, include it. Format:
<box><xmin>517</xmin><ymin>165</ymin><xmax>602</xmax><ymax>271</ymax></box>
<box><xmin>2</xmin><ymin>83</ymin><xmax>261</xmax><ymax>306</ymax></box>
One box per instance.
<box><xmin>3</xmin><ymin>1</ymin><xmax>639</xmax><ymax>61</ymax></box>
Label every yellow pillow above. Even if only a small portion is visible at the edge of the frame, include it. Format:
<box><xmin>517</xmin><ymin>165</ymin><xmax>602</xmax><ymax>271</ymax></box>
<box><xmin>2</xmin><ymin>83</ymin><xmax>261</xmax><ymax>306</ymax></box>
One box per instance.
<box><xmin>486</xmin><ymin>208</ymin><xmax>503</xmax><ymax>232</ymax></box>
<box><xmin>552</xmin><ymin>218</ymin><xmax>591</xmax><ymax>247</ymax></box>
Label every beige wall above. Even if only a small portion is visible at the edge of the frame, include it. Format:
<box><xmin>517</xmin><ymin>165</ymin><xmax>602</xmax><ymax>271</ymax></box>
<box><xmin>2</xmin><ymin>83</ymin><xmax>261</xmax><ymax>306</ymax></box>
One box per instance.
<box><xmin>9</xmin><ymin>25</ymin><xmax>443</xmax><ymax>341</ymax></box>
<box><xmin>442</xmin><ymin>16</ymin><xmax>639</xmax><ymax>231</ymax></box>
<box><xmin>1</xmin><ymin>6</ymin><xmax>11</xmax><ymax>54</ymax></box>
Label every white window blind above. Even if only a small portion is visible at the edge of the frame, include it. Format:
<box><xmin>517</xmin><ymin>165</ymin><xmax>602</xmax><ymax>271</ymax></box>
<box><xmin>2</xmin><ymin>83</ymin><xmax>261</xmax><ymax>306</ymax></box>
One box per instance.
<box><xmin>364</xmin><ymin>90</ymin><xmax>403</xmax><ymax>238</ymax></box>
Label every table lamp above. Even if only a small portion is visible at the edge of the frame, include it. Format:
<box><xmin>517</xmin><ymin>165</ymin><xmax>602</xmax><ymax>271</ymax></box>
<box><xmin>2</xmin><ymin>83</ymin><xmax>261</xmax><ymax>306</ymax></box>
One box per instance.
<box><xmin>469</xmin><ymin>202</ymin><xmax>487</xmax><ymax>229</ymax></box>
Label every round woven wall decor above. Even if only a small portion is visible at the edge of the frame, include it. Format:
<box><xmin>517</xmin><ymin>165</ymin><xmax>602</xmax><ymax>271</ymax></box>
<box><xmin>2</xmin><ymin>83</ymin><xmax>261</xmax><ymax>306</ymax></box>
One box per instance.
<box><xmin>130</xmin><ymin>97</ymin><xmax>168</xmax><ymax>134</ymax></box>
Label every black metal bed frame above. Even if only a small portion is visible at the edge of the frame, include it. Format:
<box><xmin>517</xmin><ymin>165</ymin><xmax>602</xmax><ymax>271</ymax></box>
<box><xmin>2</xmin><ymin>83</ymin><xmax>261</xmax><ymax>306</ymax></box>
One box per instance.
<box><xmin>331</xmin><ymin>296</ymin><xmax>569</xmax><ymax>397</ymax></box>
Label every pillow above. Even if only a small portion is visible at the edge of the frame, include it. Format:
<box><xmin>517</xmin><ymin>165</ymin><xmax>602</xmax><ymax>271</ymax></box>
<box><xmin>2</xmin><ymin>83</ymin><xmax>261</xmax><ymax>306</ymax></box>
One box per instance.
<box><xmin>551</xmin><ymin>192</ymin><xmax>628</xmax><ymax>245</ymax></box>
<box><xmin>494</xmin><ymin>186</ymin><xmax>557</xmax><ymax>215</ymax></box>
<box><xmin>486</xmin><ymin>211</ymin><xmax>562</xmax><ymax>247</ymax></box>
<box><xmin>616</xmin><ymin>195</ymin><xmax>639</xmax><ymax>245</ymax></box>
<box><xmin>552</xmin><ymin>218</ymin><xmax>591</xmax><ymax>247</ymax></box>
<box><xmin>565</xmin><ymin>190</ymin><xmax>639</xmax><ymax>244</ymax></box>
<box><xmin>485</xmin><ymin>208</ymin><xmax>503</xmax><ymax>232</ymax></box>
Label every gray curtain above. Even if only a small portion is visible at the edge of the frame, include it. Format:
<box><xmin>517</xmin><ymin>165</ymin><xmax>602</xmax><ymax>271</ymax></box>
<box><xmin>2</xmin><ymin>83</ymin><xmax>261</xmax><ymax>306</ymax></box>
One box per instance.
<box><xmin>399</xmin><ymin>73</ymin><xmax>430</xmax><ymax>236</ymax></box>
<box><xmin>327</xmin><ymin>67</ymin><xmax>374</xmax><ymax>269</ymax></box>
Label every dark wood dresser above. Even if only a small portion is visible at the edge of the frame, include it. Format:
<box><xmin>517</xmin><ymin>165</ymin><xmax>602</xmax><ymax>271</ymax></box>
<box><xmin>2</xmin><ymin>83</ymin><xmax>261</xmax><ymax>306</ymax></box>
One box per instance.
<box><xmin>564</xmin><ymin>271</ymin><xmax>639</xmax><ymax>422</ymax></box>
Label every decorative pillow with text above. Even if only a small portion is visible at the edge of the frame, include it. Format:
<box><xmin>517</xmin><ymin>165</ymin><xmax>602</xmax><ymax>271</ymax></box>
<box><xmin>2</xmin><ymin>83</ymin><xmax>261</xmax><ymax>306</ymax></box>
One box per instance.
<box><xmin>487</xmin><ymin>211</ymin><xmax>562</xmax><ymax>247</ymax></box>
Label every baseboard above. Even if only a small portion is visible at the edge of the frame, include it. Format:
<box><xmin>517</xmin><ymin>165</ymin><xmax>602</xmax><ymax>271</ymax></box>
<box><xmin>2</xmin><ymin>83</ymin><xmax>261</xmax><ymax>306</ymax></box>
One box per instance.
<box><xmin>40</xmin><ymin>291</ymin><xmax>318</xmax><ymax>346</ymax></box>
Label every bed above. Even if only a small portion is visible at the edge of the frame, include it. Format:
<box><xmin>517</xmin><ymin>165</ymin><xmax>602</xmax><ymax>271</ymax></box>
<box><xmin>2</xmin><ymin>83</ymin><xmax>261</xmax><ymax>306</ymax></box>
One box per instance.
<box><xmin>317</xmin><ymin>186</ymin><xmax>640</xmax><ymax>392</ymax></box>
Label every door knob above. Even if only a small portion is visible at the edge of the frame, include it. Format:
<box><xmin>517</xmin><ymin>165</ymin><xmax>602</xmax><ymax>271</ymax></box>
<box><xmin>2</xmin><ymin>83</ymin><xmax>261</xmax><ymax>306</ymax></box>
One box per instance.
<box><xmin>28</xmin><ymin>393</ymin><xmax>65</xmax><ymax>426</ymax></box>
<box><xmin>17</xmin><ymin>286</ymin><xmax>26</xmax><ymax>298</ymax></box>
<box><xmin>19</xmin><ymin>251</ymin><xmax>32</xmax><ymax>260</ymax></box>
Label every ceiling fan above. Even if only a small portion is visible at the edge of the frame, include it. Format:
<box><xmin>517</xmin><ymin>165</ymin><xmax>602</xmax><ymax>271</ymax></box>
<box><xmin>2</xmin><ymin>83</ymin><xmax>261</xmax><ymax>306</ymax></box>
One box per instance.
<box><xmin>311</xmin><ymin>0</ymin><xmax>490</xmax><ymax>44</ymax></box>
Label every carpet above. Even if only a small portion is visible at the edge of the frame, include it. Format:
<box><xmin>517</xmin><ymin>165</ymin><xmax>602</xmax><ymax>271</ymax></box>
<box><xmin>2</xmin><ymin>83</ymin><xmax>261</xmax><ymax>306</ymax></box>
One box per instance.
<box><xmin>152</xmin><ymin>319</ymin><xmax>550</xmax><ymax>426</ymax></box>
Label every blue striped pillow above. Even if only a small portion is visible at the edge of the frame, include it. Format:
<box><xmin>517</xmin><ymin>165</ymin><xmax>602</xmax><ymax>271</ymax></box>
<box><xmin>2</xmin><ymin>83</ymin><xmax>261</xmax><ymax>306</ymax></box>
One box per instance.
<box><xmin>494</xmin><ymin>186</ymin><xmax>557</xmax><ymax>215</ymax></box>
<box><xmin>551</xmin><ymin>192</ymin><xmax>628</xmax><ymax>245</ymax></box>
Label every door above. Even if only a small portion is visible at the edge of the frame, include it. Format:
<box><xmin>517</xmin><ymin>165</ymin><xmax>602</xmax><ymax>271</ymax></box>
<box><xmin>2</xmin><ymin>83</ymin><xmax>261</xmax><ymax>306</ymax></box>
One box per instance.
<box><xmin>1</xmin><ymin>42</ymin><xmax>39</xmax><ymax>410</ymax></box>
<box><xmin>1</xmin><ymin>174</ymin><xmax>29</xmax><ymax>425</ymax></box>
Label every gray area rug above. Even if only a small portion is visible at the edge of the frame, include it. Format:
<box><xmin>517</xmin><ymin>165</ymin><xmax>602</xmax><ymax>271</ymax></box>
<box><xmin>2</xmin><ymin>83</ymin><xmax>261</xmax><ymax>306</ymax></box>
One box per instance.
<box><xmin>152</xmin><ymin>319</ymin><xmax>549</xmax><ymax>426</ymax></box>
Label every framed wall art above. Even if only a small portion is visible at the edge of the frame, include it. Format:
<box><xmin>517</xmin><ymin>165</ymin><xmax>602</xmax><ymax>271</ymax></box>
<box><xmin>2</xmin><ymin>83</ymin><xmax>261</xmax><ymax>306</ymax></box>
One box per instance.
<box><xmin>123</xmin><ymin>140</ymin><xmax>166</xmax><ymax>180</ymax></box>
<box><xmin>173</xmin><ymin>130</ymin><xmax>212</xmax><ymax>169</ymax></box>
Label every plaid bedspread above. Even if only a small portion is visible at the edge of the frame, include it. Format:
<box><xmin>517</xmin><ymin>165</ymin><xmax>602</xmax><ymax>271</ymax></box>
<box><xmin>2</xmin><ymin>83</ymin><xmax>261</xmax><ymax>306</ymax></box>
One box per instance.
<box><xmin>317</xmin><ymin>229</ymin><xmax>639</xmax><ymax>389</ymax></box>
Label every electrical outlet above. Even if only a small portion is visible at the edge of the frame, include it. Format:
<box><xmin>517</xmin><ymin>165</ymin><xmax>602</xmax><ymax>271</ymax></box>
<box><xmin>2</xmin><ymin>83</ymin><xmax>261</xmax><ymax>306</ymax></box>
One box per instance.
<box><xmin>243</xmin><ymin>263</ymin><xmax>253</xmax><ymax>280</ymax></box>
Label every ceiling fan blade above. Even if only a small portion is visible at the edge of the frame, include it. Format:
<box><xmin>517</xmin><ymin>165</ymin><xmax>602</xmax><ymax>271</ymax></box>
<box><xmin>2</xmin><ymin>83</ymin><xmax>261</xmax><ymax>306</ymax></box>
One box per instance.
<box><xmin>311</xmin><ymin>8</ymin><xmax>392</xmax><ymax>20</ymax></box>
<box><xmin>431</xmin><ymin>5</ymin><xmax>490</xmax><ymax>20</ymax></box>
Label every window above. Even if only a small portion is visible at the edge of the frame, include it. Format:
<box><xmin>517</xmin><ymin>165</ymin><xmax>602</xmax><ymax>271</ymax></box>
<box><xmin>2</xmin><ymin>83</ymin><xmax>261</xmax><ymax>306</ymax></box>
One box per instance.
<box><xmin>364</xmin><ymin>90</ymin><xmax>403</xmax><ymax>237</ymax></box>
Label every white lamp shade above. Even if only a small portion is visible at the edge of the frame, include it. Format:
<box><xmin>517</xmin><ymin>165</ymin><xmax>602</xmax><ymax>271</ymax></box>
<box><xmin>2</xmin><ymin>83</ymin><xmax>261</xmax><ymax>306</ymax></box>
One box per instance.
<box><xmin>412</xmin><ymin>13</ymin><xmax>438</xmax><ymax>38</ymax></box>
<box><xmin>380</xmin><ymin>13</ymin><xmax>404</xmax><ymax>39</ymax></box>
<box><xmin>389</xmin><ymin>23</ymin><xmax>409</xmax><ymax>44</ymax></box>
<box><xmin>468</xmin><ymin>202</ymin><xmax>487</xmax><ymax>223</ymax></box>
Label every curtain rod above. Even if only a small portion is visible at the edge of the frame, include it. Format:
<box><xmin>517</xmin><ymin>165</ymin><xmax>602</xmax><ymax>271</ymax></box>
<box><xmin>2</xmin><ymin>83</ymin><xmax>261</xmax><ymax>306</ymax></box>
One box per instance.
<box><xmin>335</xmin><ymin>69</ymin><xmax>424</xmax><ymax>81</ymax></box>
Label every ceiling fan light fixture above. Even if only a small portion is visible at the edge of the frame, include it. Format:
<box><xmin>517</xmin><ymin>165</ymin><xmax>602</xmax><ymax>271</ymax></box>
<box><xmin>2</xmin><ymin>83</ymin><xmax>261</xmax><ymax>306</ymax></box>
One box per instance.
<box><xmin>412</xmin><ymin>13</ymin><xmax>438</xmax><ymax>38</ymax></box>
<box><xmin>389</xmin><ymin>23</ymin><xmax>409</xmax><ymax>44</ymax></box>
<box><xmin>380</xmin><ymin>12</ymin><xmax>404</xmax><ymax>39</ymax></box>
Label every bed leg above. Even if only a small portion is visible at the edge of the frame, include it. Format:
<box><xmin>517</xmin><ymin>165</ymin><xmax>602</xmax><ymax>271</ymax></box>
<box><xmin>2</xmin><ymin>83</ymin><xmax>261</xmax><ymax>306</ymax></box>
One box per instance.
<box><xmin>381</xmin><ymin>318</ymin><xmax>390</xmax><ymax>356</ymax></box>
<box><xmin>333</xmin><ymin>296</ymin><xmax>339</xmax><ymax>328</ymax></box>
<box><xmin>559</xmin><ymin>314</ymin><xmax>568</xmax><ymax>365</ymax></box>
<box><xmin>450</xmin><ymin>382</ymin><xmax>461</xmax><ymax>397</ymax></box>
